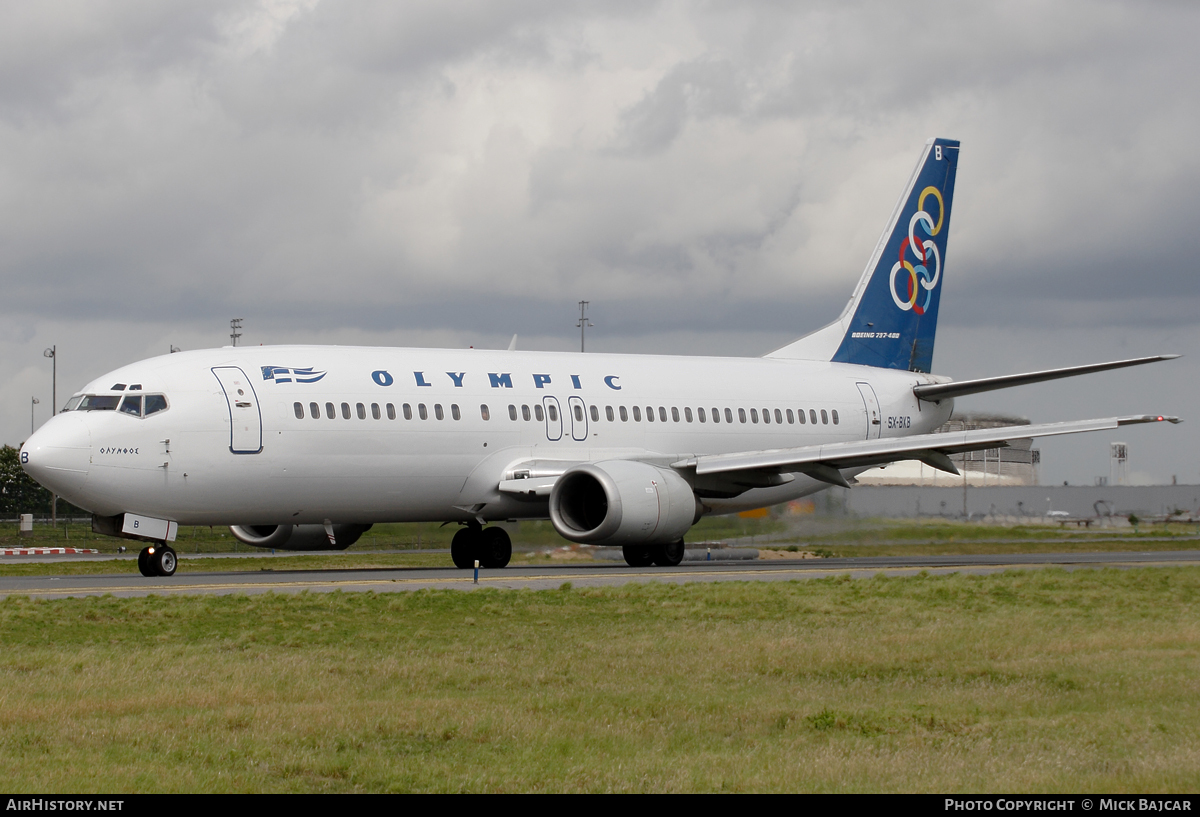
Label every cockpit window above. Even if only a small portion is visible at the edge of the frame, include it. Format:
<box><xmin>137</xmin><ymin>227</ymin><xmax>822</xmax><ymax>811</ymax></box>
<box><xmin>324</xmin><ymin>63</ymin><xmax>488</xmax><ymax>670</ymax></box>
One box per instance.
<box><xmin>144</xmin><ymin>395</ymin><xmax>168</xmax><ymax>416</ymax></box>
<box><xmin>111</xmin><ymin>384</ymin><xmax>127</xmax><ymax>391</ymax></box>
<box><xmin>129</xmin><ymin>384</ymin><xmax>142</xmax><ymax>391</ymax></box>
<box><xmin>119</xmin><ymin>395</ymin><xmax>142</xmax><ymax>416</ymax></box>
<box><xmin>62</xmin><ymin>395</ymin><xmax>83</xmax><ymax>412</ymax></box>
<box><xmin>77</xmin><ymin>395</ymin><xmax>121</xmax><ymax>411</ymax></box>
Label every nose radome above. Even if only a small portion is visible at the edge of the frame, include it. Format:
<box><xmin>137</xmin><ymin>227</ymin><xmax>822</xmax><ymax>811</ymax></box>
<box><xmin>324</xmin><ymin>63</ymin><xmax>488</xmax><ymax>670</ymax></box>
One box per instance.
<box><xmin>22</xmin><ymin>413</ymin><xmax>91</xmax><ymax>497</ymax></box>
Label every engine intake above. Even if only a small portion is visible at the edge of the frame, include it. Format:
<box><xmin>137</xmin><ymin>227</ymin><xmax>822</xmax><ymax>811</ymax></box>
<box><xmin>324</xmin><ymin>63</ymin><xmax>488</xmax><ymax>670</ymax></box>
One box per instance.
<box><xmin>228</xmin><ymin>523</ymin><xmax>371</xmax><ymax>551</ymax></box>
<box><xmin>549</xmin><ymin>460</ymin><xmax>700</xmax><ymax>546</ymax></box>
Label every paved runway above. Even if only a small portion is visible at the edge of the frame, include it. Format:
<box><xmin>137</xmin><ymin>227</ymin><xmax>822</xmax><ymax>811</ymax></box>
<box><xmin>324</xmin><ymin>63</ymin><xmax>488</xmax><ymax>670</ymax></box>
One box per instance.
<box><xmin>1</xmin><ymin>550</ymin><xmax>1197</xmax><ymax>599</ymax></box>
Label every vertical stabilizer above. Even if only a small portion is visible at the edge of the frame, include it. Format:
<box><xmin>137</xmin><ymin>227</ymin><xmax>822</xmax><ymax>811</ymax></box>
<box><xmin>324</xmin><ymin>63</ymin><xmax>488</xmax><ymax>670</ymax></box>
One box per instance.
<box><xmin>767</xmin><ymin>138</ymin><xmax>959</xmax><ymax>372</ymax></box>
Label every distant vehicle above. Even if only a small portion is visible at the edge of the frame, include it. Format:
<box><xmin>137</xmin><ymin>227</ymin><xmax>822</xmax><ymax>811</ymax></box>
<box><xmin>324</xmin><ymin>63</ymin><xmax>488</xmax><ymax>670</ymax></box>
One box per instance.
<box><xmin>1047</xmin><ymin>511</ymin><xmax>1072</xmax><ymax>518</ymax></box>
<box><xmin>20</xmin><ymin>139</ymin><xmax>1180</xmax><ymax>577</ymax></box>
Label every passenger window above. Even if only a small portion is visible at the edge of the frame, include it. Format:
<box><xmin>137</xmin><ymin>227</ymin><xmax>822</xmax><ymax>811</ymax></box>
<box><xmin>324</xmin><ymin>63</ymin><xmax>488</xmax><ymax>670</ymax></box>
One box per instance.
<box><xmin>480</xmin><ymin>404</ymin><xmax>490</xmax><ymax>421</ymax></box>
<box><xmin>451</xmin><ymin>404</ymin><xmax>461</xmax><ymax>420</ymax></box>
<box><xmin>620</xmin><ymin>406</ymin><xmax>628</xmax><ymax>422</ymax></box>
<box><xmin>144</xmin><ymin>395</ymin><xmax>168</xmax><ymax>416</ymax></box>
<box><xmin>325</xmin><ymin>402</ymin><xmax>336</xmax><ymax>420</ymax></box>
<box><xmin>341</xmin><ymin>402</ymin><xmax>351</xmax><ymax>420</ymax></box>
<box><xmin>798</xmin><ymin>409</ymin><xmax>806</xmax><ymax>424</ymax></box>
<box><xmin>750</xmin><ymin>408</ymin><xmax>759</xmax><ymax>424</ymax></box>
<box><xmin>711</xmin><ymin>408</ymin><xmax>719</xmax><ymax>424</ymax></box>
<box><xmin>509</xmin><ymin>404</ymin><xmax>518</xmax><ymax>421</ymax></box>
<box><xmin>698</xmin><ymin>407</ymin><xmax>706</xmax><ymax>423</ymax></box>
<box><xmin>724</xmin><ymin>408</ymin><xmax>733</xmax><ymax>423</ymax></box>
<box><xmin>419</xmin><ymin>404</ymin><xmax>428</xmax><ymax>420</ymax></box>
<box><xmin>119</xmin><ymin>395</ymin><xmax>142</xmax><ymax>416</ymax></box>
<box><xmin>591</xmin><ymin>405</ymin><xmax>600</xmax><ymax>422</ymax></box>
<box><xmin>761</xmin><ymin>408</ymin><xmax>770</xmax><ymax>424</ymax></box>
<box><xmin>832</xmin><ymin>409</ymin><xmax>839</xmax><ymax>425</ymax></box>
<box><xmin>775</xmin><ymin>409</ymin><xmax>783</xmax><ymax>424</ymax></box>
<box><xmin>574</xmin><ymin>405</ymin><xmax>583</xmax><ymax>422</ymax></box>
<box><xmin>387</xmin><ymin>403</ymin><xmax>396</xmax><ymax>420</ymax></box>
<box><xmin>821</xmin><ymin>409</ymin><xmax>828</xmax><ymax>424</ymax></box>
<box><xmin>684</xmin><ymin>407</ymin><xmax>692</xmax><ymax>423</ymax></box>
<box><xmin>403</xmin><ymin>403</ymin><xmax>413</xmax><ymax>420</ymax></box>
<box><xmin>522</xmin><ymin>405</ymin><xmax>531</xmax><ymax>421</ymax></box>
<box><xmin>607</xmin><ymin>406</ymin><xmax>615</xmax><ymax>422</ymax></box>
<box><xmin>535</xmin><ymin>404</ymin><xmax>544</xmax><ymax>422</ymax></box>
<box><xmin>739</xmin><ymin>408</ymin><xmax>747</xmax><ymax>423</ymax></box>
<box><xmin>810</xmin><ymin>409</ymin><xmax>818</xmax><ymax>424</ymax></box>
<box><xmin>435</xmin><ymin>404</ymin><xmax>444</xmax><ymax>420</ymax></box>
<box><xmin>632</xmin><ymin>406</ymin><xmax>641</xmax><ymax>421</ymax></box>
<box><xmin>548</xmin><ymin>404</ymin><xmax>558</xmax><ymax>422</ymax></box>
<box><xmin>372</xmin><ymin>403</ymin><xmax>381</xmax><ymax>420</ymax></box>
<box><xmin>787</xmin><ymin>409</ymin><xmax>794</xmax><ymax>424</ymax></box>
<box><xmin>659</xmin><ymin>407</ymin><xmax>667</xmax><ymax>422</ymax></box>
<box><xmin>310</xmin><ymin>402</ymin><xmax>320</xmax><ymax>419</ymax></box>
<box><xmin>356</xmin><ymin>403</ymin><xmax>366</xmax><ymax>420</ymax></box>
<box><xmin>646</xmin><ymin>407</ymin><xmax>654</xmax><ymax>422</ymax></box>
<box><xmin>294</xmin><ymin>402</ymin><xmax>304</xmax><ymax>419</ymax></box>
<box><xmin>671</xmin><ymin>407</ymin><xmax>680</xmax><ymax>422</ymax></box>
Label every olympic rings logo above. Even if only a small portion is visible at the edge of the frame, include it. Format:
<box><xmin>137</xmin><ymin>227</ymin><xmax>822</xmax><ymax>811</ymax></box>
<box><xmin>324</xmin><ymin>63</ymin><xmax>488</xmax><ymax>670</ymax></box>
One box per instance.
<box><xmin>889</xmin><ymin>186</ymin><xmax>944</xmax><ymax>314</ymax></box>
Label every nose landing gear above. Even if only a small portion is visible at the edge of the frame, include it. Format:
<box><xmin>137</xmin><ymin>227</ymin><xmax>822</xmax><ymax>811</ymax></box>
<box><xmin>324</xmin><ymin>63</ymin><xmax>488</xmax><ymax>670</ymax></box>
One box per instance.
<box><xmin>137</xmin><ymin>545</ymin><xmax>178</xmax><ymax>577</ymax></box>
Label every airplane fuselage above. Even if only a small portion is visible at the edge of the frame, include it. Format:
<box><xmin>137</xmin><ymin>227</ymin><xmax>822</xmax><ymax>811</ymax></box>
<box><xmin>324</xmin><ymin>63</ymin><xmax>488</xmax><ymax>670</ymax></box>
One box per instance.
<box><xmin>25</xmin><ymin>345</ymin><xmax>953</xmax><ymax>526</ymax></box>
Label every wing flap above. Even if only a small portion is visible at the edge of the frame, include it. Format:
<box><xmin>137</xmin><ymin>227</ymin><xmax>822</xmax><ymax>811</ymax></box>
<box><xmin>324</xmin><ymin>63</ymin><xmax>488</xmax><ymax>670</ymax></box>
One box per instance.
<box><xmin>675</xmin><ymin>415</ymin><xmax>1179</xmax><ymax>477</ymax></box>
<box><xmin>498</xmin><ymin>476</ymin><xmax>559</xmax><ymax>497</ymax></box>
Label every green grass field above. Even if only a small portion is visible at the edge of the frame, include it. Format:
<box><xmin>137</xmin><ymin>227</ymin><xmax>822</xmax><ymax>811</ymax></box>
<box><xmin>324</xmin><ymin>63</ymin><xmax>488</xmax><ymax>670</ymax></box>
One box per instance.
<box><xmin>3</xmin><ymin>517</ymin><xmax>1197</xmax><ymax>578</ymax></box>
<box><xmin>1</xmin><ymin>569</ymin><xmax>1197</xmax><ymax>792</ymax></box>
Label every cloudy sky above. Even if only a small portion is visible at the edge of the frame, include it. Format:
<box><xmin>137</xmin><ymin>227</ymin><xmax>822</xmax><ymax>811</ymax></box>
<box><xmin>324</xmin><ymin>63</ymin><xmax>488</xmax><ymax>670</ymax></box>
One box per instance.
<box><xmin>3</xmin><ymin>0</ymin><xmax>1197</xmax><ymax>486</ymax></box>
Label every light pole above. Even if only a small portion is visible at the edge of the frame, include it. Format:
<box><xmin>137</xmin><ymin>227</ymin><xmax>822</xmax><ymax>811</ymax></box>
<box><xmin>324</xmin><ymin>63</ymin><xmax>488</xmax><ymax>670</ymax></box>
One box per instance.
<box><xmin>31</xmin><ymin>397</ymin><xmax>39</xmax><ymax>435</ymax></box>
<box><xmin>230</xmin><ymin>318</ymin><xmax>243</xmax><ymax>347</ymax></box>
<box><xmin>43</xmin><ymin>346</ymin><xmax>56</xmax><ymax>415</ymax></box>
<box><xmin>576</xmin><ymin>301</ymin><xmax>592</xmax><ymax>352</ymax></box>
<box><xmin>42</xmin><ymin>346</ymin><xmax>56</xmax><ymax>527</ymax></box>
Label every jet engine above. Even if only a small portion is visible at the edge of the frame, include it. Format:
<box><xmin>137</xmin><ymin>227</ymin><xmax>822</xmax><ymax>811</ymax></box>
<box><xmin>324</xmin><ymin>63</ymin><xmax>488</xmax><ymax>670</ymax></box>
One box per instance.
<box><xmin>548</xmin><ymin>460</ymin><xmax>701</xmax><ymax>546</ymax></box>
<box><xmin>228</xmin><ymin>523</ymin><xmax>372</xmax><ymax>551</ymax></box>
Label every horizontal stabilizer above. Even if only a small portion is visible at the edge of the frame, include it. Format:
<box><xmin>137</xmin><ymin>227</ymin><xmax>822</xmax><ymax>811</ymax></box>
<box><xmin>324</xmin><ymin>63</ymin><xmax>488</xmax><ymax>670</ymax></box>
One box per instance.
<box><xmin>673</xmin><ymin>414</ymin><xmax>1180</xmax><ymax>479</ymax></box>
<box><xmin>914</xmin><ymin>355</ymin><xmax>1180</xmax><ymax>403</ymax></box>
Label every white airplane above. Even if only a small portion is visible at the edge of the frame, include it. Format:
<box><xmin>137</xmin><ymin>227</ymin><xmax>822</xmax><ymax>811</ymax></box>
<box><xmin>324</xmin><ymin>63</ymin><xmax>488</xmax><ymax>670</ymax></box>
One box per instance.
<box><xmin>20</xmin><ymin>138</ymin><xmax>1180</xmax><ymax>577</ymax></box>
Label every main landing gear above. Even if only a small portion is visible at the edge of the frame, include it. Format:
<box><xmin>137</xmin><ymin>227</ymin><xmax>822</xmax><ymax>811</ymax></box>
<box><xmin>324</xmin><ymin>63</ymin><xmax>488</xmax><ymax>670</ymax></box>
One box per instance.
<box><xmin>451</xmin><ymin>522</ymin><xmax>512</xmax><ymax>569</ymax></box>
<box><xmin>137</xmin><ymin>545</ymin><xmax>178</xmax><ymax>577</ymax></box>
<box><xmin>622</xmin><ymin>540</ymin><xmax>685</xmax><ymax>568</ymax></box>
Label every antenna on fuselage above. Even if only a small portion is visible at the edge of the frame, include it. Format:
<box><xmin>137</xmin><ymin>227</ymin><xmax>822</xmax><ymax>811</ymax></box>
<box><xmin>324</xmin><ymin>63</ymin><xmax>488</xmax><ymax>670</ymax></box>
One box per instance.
<box><xmin>230</xmin><ymin>318</ymin><xmax>243</xmax><ymax>347</ymax></box>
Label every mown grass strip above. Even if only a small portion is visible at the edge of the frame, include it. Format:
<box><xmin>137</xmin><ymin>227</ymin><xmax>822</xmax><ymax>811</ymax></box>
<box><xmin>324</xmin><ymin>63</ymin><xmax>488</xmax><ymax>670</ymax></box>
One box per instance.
<box><xmin>0</xmin><ymin>568</ymin><xmax>1196</xmax><ymax>793</ymax></box>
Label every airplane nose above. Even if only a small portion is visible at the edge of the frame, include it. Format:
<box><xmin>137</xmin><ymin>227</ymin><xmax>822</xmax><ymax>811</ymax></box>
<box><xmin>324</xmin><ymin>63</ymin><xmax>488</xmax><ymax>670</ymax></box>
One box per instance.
<box><xmin>22</xmin><ymin>413</ymin><xmax>91</xmax><ymax>496</ymax></box>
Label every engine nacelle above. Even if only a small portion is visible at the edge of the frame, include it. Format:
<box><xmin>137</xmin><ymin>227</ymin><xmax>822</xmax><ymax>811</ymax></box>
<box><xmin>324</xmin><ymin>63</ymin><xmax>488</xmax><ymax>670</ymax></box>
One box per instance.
<box><xmin>228</xmin><ymin>523</ymin><xmax>372</xmax><ymax>551</ymax></box>
<box><xmin>549</xmin><ymin>460</ymin><xmax>700</xmax><ymax>546</ymax></box>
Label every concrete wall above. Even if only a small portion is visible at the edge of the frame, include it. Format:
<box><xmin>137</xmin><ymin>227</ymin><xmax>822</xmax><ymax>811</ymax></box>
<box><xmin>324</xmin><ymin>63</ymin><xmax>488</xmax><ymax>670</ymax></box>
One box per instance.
<box><xmin>836</xmin><ymin>484</ymin><xmax>1200</xmax><ymax>519</ymax></box>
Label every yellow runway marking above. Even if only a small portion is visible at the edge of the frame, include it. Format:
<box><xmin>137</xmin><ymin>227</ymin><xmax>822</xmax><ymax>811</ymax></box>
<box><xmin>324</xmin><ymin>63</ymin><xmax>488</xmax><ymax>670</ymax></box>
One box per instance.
<box><xmin>2</xmin><ymin>559</ymin><xmax>1184</xmax><ymax>598</ymax></box>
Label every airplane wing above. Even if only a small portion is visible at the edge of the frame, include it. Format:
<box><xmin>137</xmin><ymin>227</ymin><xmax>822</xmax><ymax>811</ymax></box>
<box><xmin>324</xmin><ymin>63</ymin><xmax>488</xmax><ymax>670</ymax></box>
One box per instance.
<box><xmin>670</xmin><ymin>414</ymin><xmax>1180</xmax><ymax>489</ymax></box>
<box><xmin>913</xmin><ymin>355</ymin><xmax>1179</xmax><ymax>403</ymax></box>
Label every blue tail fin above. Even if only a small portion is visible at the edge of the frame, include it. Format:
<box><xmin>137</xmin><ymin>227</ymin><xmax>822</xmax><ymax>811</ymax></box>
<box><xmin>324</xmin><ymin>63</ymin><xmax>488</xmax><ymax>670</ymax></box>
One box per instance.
<box><xmin>831</xmin><ymin>138</ymin><xmax>959</xmax><ymax>372</ymax></box>
<box><xmin>767</xmin><ymin>138</ymin><xmax>959</xmax><ymax>372</ymax></box>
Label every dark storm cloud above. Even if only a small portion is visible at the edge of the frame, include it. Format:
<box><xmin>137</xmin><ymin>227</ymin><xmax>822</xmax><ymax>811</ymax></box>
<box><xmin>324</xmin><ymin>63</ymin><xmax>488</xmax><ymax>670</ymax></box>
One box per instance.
<box><xmin>2</xmin><ymin>1</ymin><xmax>1196</xmax><ymax>481</ymax></box>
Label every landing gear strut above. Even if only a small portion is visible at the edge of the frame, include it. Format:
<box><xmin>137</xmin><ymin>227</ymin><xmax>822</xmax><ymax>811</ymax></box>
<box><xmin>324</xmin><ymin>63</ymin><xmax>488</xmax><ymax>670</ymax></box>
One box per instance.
<box><xmin>451</xmin><ymin>523</ymin><xmax>513</xmax><ymax>569</ymax></box>
<box><xmin>137</xmin><ymin>545</ymin><xmax>178</xmax><ymax>577</ymax></box>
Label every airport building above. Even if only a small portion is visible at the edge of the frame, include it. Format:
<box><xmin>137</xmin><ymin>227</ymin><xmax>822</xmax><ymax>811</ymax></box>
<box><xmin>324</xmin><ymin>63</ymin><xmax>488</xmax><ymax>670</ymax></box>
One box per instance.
<box><xmin>802</xmin><ymin>484</ymin><xmax>1200</xmax><ymax>523</ymax></box>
